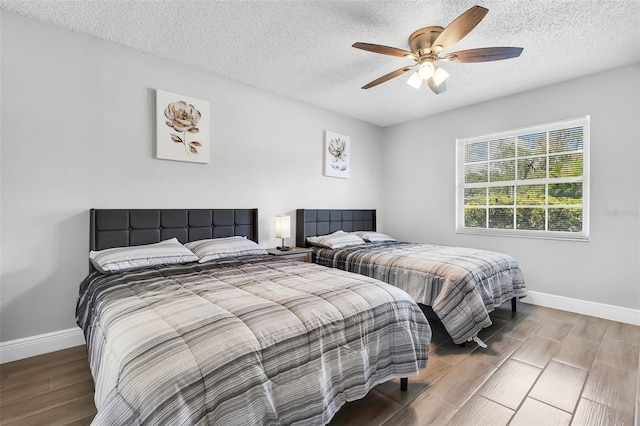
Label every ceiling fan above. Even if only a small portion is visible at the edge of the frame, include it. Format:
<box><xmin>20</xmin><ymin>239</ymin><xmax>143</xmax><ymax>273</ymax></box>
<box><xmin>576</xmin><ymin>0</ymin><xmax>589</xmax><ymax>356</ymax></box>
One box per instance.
<box><xmin>353</xmin><ymin>5</ymin><xmax>523</xmax><ymax>94</ymax></box>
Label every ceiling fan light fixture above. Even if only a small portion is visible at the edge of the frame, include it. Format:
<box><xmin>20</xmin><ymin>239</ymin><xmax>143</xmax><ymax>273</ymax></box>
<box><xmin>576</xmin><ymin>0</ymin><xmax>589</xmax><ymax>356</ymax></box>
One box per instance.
<box><xmin>406</xmin><ymin>71</ymin><xmax>423</xmax><ymax>89</ymax></box>
<box><xmin>432</xmin><ymin>66</ymin><xmax>450</xmax><ymax>86</ymax></box>
<box><xmin>427</xmin><ymin>78</ymin><xmax>447</xmax><ymax>94</ymax></box>
<box><xmin>417</xmin><ymin>61</ymin><xmax>434</xmax><ymax>79</ymax></box>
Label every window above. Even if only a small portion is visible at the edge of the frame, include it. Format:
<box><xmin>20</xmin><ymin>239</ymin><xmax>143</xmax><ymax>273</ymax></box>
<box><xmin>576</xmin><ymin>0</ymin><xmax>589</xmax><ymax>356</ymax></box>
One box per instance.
<box><xmin>456</xmin><ymin>116</ymin><xmax>589</xmax><ymax>241</ymax></box>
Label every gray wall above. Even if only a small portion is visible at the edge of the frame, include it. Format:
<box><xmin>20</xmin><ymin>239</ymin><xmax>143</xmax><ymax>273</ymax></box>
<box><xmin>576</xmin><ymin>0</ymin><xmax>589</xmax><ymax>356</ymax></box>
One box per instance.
<box><xmin>2</xmin><ymin>10</ymin><xmax>638</xmax><ymax>345</ymax></box>
<box><xmin>381</xmin><ymin>64</ymin><xmax>640</xmax><ymax>310</ymax></box>
<box><xmin>0</xmin><ymin>11</ymin><xmax>384</xmax><ymax>342</ymax></box>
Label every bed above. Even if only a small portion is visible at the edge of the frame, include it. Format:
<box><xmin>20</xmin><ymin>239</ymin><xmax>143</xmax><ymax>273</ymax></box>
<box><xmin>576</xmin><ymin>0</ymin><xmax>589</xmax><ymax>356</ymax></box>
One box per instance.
<box><xmin>76</xmin><ymin>208</ymin><xmax>431</xmax><ymax>425</ymax></box>
<box><xmin>296</xmin><ymin>209</ymin><xmax>527</xmax><ymax>345</ymax></box>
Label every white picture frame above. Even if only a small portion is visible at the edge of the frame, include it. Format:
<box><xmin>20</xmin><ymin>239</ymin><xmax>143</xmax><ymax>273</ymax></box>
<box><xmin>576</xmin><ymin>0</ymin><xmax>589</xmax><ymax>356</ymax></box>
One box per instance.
<box><xmin>156</xmin><ymin>89</ymin><xmax>210</xmax><ymax>164</ymax></box>
<box><xmin>323</xmin><ymin>131</ymin><xmax>350</xmax><ymax>179</ymax></box>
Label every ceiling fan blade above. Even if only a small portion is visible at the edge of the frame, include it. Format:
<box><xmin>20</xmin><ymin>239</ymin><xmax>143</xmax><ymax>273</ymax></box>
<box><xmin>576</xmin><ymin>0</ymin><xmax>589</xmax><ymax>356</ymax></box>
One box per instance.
<box><xmin>449</xmin><ymin>47</ymin><xmax>523</xmax><ymax>63</ymax></box>
<box><xmin>432</xmin><ymin>5</ymin><xmax>488</xmax><ymax>51</ymax></box>
<box><xmin>361</xmin><ymin>66</ymin><xmax>415</xmax><ymax>89</ymax></box>
<box><xmin>353</xmin><ymin>42</ymin><xmax>417</xmax><ymax>59</ymax></box>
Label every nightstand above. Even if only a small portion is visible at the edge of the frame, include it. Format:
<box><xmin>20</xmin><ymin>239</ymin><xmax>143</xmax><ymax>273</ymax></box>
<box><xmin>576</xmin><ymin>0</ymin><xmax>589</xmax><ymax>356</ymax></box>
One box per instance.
<box><xmin>266</xmin><ymin>247</ymin><xmax>313</xmax><ymax>262</ymax></box>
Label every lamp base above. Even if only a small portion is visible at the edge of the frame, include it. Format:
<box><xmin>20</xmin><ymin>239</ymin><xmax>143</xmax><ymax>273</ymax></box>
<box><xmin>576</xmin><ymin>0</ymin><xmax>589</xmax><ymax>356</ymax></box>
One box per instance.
<box><xmin>276</xmin><ymin>246</ymin><xmax>291</xmax><ymax>251</ymax></box>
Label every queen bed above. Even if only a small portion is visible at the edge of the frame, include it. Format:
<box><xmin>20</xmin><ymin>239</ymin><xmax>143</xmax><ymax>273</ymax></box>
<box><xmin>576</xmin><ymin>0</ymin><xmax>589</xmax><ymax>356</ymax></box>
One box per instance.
<box><xmin>296</xmin><ymin>209</ymin><xmax>527</xmax><ymax>345</ymax></box>
<box><xmin>76</xmin><ymin>208</ymin><xmax>430</xmax><ymax>425</ymax></box>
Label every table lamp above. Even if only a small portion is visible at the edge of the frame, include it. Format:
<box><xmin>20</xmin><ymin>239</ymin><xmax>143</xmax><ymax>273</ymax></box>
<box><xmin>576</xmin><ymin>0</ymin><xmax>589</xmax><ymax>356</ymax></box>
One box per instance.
<box><xmin>275</xmin><ymin>215</ymin><xmax>291</xmax><ymax>251</ymax></box>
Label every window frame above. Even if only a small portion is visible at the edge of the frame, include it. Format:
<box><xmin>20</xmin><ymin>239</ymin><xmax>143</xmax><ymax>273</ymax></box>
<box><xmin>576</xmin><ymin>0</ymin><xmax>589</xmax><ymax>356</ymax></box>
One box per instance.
<box><xmin>455</xmin><ymin>116</ymin><xmax>590</xmax><ymax>241</ymax></box>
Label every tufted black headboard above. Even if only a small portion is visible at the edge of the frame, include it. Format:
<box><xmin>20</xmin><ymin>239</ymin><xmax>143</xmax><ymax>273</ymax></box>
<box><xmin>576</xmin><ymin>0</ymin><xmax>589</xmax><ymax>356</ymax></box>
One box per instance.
<box><xmin>296</xmin><ymin>209</ymin><xmax>376</xmax><ymax>247</ymax></box>
<box><xmin>90</xmin><ymin>208</ymin><xmax>259</xmax><ymax>251</ymax></box>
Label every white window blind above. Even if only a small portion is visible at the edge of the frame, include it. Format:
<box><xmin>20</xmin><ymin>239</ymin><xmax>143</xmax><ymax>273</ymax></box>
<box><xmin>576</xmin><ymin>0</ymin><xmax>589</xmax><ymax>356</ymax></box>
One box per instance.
<box><xmin>456</xmin><ymin>116</ymin><xmax>590</xmax><ymax>241</ymax></box>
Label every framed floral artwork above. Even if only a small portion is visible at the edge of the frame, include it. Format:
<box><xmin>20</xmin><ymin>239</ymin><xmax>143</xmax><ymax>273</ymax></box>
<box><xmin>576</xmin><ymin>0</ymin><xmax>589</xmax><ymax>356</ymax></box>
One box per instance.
<box><xmin>156</xmin><ymin>89</ymin><xmax>210</xmax><ymax>164</ymax></box>
<box><xmin>323</xmin><ymin>131</ymin><xmax>350</xmax><ymax>179</ymax></box>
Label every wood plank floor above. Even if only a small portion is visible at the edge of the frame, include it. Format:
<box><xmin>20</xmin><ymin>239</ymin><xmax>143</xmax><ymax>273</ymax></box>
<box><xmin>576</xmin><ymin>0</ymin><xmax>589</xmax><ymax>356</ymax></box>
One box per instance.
<box><xmin>1</xmin><ymin>303</ymin><xmax>638</xmax><ymax>425</ymax></box>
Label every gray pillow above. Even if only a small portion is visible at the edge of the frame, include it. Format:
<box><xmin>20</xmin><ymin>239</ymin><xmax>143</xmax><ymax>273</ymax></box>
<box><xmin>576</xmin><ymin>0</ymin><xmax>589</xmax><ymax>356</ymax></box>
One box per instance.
<box><xmin>89</xmin><ymin>238</ymin><xmax>198</xmax><ymax>274</ymax></box>
<box><xmin>307</xmin><ymin>230</ymin><xmax>366</xmax><ymax>249</ymax></box>
<box><xmin>185</xmin><ymin>236</ymin><xmax>267</xmax><ymax>263</ymax></box>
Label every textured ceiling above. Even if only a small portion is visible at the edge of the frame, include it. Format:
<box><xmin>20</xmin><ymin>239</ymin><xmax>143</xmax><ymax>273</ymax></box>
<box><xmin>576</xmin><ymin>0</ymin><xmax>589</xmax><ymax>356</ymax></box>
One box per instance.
<box><xmin>2</xmin><ymin>0</ymin><xmax>639</xmax><ymax>127</ymax></box>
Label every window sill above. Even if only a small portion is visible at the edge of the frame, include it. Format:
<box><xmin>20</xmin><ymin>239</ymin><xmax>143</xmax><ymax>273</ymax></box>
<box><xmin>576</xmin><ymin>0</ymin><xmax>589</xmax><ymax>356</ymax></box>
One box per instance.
<box><xmin>456</xmin><ymin>227</ymin><xmax>590</xmax><ymax>242</ymax></box>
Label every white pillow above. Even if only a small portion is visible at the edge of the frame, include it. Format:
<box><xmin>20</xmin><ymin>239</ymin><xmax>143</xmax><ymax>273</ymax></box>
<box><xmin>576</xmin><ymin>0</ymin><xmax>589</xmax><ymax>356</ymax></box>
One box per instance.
<box><xmin>185</xmin><ymin>236</ymin><xmax>267</xmax><ymax>263</ymax></box>
<box><xmin>90</xmin><ymin>238</ymin><xmax>198</xmax><ymax>274</ymax></box>
<box><xmin>353</xmin><ymin>231</ymin><xmax>397</xmax><ymax>242</ymax></box>
<box><xmin>306</xmin><ymin>230</ymin><xmax>366</xmax><ymax>249</ymax></box>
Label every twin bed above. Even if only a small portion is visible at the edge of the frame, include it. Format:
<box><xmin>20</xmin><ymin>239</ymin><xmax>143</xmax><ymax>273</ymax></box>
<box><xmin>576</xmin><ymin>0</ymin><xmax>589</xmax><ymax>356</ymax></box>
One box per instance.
<box><xmin>296</xmin><ymin>209</ymin><xmax>527</xmax><ymax>345</ymax></box>
<box><xmin>77</xmin><ymin>209</ymin><xmax>431</xmax><ymax>425</ymax></box>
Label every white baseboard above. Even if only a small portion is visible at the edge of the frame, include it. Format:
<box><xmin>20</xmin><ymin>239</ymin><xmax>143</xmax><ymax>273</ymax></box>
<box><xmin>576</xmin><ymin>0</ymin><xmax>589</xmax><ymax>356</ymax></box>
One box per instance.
<box><xmin>520</xmin><ymin>291</ymin><xmax>640</xmax><ymax>326</ymax></box>
<box><xmin>0</xmin><ymin>327</ymin><xmax>85</xmax><ymax>364</ymax></box>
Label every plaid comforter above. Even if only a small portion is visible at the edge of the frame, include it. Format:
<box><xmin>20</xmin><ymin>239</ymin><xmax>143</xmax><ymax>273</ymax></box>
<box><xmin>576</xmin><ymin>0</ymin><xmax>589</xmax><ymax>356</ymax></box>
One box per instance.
<box><xmin>76</xmin><ymin>256</ymin><xmax>430</xmax><ymax>425</ymax></box>
<box><xmin>313</xmin><ymin>242</ymin><xmax>527</xmax><ymax>344</ymax></box>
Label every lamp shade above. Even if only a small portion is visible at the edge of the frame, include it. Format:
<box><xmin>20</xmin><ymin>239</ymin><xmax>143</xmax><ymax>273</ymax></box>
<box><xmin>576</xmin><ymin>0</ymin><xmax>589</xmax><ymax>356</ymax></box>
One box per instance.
<box><xmin>406</xmin><ymin>71</ymin><xmax>422</xmax><ymax>89</ymax></box>
<box><xmin>275</xmin><ymin>216</ymin><xmax>291</xmax><ymax>239</ymax></box>
<box><xmin>432</xmin><ymin>66</ymin><xmax>450</xmax><ymax>86</ymax></box>
<box><xmin>417</xmin><ymin>62</ymin><xmax>434</xmax><ymax>79</ymax></box>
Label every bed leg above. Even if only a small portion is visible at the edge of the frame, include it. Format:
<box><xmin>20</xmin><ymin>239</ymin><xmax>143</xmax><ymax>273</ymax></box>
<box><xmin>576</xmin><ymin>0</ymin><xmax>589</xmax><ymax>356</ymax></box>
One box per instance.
<box><xmin>400</xmin><ymin>377</ymin><xmax>408</xmax><ymax>392</ymax></box>
<box><xmin>511</xmin><ymin>296</ymin><xmax>517</xmax><ymax>313</ymax></box>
